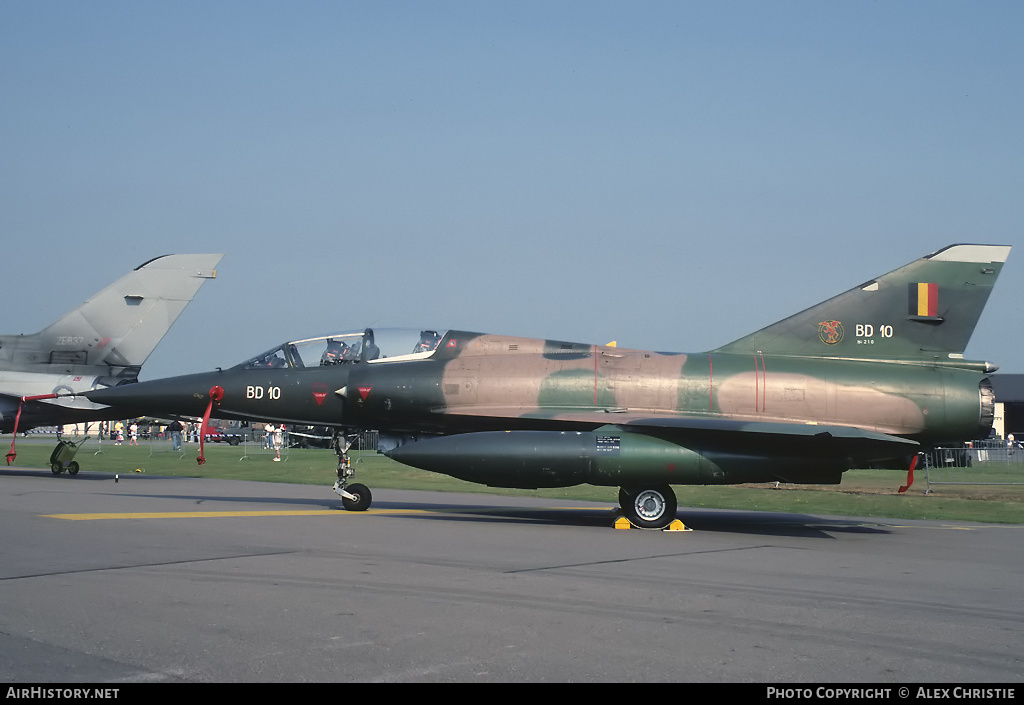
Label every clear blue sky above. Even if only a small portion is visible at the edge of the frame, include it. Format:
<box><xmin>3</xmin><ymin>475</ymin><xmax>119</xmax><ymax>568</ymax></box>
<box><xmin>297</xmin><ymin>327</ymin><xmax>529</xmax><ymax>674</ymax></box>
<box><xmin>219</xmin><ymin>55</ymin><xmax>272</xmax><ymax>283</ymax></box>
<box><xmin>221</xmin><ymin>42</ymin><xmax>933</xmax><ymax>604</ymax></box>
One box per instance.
<box><xmin>2</xmin><ymin>1</ymin><xmax>1021</xmax><ymax>379</ymax></box>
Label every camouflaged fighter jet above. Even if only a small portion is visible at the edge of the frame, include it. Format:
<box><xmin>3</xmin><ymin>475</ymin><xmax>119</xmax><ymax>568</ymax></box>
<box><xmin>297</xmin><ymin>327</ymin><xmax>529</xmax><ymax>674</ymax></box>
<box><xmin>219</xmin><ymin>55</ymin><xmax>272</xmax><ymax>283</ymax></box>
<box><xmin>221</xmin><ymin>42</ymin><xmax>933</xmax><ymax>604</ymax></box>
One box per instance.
<box><xmin>1</xmin><ymin>254</ymin><xmax>222</xmax><ymax>436</ymax></box>
<box><xmin>85</xmin><ymin>244</ymin><xmax>1009</xmax><ymax>529</ymax></box>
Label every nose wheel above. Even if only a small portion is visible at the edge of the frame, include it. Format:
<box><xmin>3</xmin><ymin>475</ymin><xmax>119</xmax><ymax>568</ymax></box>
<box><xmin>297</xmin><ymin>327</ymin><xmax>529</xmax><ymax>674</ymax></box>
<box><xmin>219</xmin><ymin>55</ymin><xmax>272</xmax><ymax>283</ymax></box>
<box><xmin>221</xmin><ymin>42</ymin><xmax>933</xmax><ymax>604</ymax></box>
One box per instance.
<box><xmin>331</xmin><ymin>431</ymin><xmax>372</xmax><ymax>511</ymax></box>
<box><xmin>338</xmin><ymin>482</ymin><xmax>372</xmax><ymax>511</ymax></box>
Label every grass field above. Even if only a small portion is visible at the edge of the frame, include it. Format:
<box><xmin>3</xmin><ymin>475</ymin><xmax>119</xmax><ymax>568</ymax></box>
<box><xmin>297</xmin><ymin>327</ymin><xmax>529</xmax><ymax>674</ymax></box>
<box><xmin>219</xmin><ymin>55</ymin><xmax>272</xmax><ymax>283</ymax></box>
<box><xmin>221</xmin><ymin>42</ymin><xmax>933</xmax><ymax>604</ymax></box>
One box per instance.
<box><xmin>8</xmin><ymin>434</ymin><xmax>1024</xmax><ymax>524</ymax></box>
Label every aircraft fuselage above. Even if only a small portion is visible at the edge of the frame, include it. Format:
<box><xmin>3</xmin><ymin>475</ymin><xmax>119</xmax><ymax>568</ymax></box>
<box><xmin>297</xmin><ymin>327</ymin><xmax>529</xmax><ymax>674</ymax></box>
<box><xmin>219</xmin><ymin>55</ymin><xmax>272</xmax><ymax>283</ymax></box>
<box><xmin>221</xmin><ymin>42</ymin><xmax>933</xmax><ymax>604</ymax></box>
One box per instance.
<box><xmin>88</xmin><ymin>330</ymin><xmax>992</xmax><ymax>484</ymax></box>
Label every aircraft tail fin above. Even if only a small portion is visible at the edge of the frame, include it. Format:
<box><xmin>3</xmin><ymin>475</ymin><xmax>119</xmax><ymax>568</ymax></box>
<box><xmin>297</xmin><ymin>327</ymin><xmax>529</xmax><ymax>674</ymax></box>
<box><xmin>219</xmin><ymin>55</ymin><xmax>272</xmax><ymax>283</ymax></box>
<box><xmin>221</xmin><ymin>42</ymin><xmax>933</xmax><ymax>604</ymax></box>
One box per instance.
<box><xmin>712</xmin><ymin>244</ymin><xmax>1011</xmax><ymax>363</ymax></box>
<box><xmin>11</xmin><ymin>254</ymin><xmax>222</xmax><ymax>376</ymax></box>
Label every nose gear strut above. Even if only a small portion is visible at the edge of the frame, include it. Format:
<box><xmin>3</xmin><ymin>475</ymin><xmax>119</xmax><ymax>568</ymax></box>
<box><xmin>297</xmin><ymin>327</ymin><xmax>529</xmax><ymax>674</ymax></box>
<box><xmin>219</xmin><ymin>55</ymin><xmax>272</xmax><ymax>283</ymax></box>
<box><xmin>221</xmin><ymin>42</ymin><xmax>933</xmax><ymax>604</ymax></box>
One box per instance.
<box><xmin>331</xmin><ymin>430</ymin><xmax>372</xmax><ymax>511</ymax></box>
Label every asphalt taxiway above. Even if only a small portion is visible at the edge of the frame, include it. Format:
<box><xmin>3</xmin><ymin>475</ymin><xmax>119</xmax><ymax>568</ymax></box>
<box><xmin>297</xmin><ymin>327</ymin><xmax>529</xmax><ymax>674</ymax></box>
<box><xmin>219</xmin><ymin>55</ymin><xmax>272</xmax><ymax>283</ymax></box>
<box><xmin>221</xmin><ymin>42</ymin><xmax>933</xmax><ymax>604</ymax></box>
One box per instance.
<box><xmin>2</xmin><ymin>467</ymin><xmax>1022</xmax><ymax>682</ymax></box>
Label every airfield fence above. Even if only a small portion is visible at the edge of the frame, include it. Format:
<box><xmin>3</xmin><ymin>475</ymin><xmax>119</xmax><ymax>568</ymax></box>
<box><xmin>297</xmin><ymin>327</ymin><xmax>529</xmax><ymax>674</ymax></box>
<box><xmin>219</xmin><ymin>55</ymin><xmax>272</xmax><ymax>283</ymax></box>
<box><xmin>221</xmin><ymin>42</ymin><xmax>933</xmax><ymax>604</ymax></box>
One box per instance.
<box><xmin>354</xmin><ymin>430</ymin><xmax>379</xmax><ymax>451</ymax></box>
<box><xmin>142</xmin><ymin>427</ymin><xmax>379</xmax><ymax>461</ymax></box>
<box><xmin>923</xmin><ymin>440</ymin><xmax>1024</xmax><ymax>493</ymax></box>
<box><xmin>143</xmin><ymin>427</ymin><xmax>291</xmax><ymax>461</ymax></box>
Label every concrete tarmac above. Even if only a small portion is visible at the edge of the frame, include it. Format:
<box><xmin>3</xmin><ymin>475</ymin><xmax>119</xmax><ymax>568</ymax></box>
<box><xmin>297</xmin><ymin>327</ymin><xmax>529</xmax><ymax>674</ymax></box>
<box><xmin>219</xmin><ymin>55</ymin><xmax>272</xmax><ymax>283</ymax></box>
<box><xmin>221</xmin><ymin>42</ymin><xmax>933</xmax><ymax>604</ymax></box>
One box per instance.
<box><xmin>1</xmin><ymin>467</ymin><xmax>1022</xmax><ymax>683</ymax></box>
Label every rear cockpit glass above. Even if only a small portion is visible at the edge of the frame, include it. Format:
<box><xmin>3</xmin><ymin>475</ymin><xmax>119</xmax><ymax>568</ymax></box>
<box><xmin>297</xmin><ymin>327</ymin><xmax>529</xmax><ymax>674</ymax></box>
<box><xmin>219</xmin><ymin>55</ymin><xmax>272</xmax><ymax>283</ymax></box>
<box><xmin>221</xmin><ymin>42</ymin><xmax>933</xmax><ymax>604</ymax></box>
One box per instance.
<box><xmin>238</xmin><ymin>328</ymin><xmax>446</xmax><ymax>369</ymax></box>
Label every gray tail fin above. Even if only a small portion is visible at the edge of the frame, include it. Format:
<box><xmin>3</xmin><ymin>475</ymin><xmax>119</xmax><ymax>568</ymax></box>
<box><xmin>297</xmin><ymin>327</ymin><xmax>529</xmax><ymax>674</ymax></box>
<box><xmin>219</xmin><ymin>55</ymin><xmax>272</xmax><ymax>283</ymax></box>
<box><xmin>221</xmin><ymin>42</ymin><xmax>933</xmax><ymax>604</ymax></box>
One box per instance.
<box><xmin>712</xmin><ymin>244</ymin><xmax>1011</xmax><ymax>363</ymax></box>
<box><xmin>30</xmin><ymin>254</ymin><xmax>222</xmax><ymax>376</ymax></box>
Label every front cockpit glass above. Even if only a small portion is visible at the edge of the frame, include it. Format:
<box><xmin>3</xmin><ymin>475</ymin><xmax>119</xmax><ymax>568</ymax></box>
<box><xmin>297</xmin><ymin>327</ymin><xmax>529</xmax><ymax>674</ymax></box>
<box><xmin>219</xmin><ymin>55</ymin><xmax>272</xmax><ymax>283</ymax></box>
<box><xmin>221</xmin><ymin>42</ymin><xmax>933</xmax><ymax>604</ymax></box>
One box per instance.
<box><xmin>243</xmin><ymin>346</ymin><xmax>291</xmax><ymax>369</ymax></box>
<box><xmin>237</xmin><ymin>328</ymin><xmax>447</xmax><ymax>369</ymax></box>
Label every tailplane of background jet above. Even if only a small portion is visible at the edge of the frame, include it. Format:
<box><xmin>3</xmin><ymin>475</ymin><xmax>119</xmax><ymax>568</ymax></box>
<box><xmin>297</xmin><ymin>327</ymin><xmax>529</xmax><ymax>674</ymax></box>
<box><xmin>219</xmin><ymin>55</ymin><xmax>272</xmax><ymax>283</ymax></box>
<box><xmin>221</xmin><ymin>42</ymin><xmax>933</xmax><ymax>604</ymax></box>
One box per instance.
<box><xmin>0</xmin><ymin>254</ymin><xmax>222</xmax><ymax>379</ymax></box>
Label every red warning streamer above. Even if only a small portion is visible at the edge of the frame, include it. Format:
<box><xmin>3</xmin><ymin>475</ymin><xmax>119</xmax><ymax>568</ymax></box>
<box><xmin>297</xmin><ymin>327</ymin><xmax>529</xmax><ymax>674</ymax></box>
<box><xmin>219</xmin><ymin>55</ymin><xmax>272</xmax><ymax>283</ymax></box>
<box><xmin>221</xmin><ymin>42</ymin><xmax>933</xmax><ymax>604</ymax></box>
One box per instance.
<box><xmin>196</xmin><ymin>385</ymin><xmax>225</xmax><ymax>466</ymax></box>
<box><xmin>6</xmin><ymin>394</ymin><xmax>59</xmax><ymax>465</ymax></box>
<box><xmin>898</xmin><ymin>453</ymin><xmax>920</xmax><ymax>493</ymax></box>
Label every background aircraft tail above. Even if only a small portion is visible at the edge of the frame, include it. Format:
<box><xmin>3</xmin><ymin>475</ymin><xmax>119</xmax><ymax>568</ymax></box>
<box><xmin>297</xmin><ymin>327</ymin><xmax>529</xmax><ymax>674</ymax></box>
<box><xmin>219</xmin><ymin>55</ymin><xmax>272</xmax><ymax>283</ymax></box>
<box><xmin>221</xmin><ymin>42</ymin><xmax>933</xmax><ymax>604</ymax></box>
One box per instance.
<box><xmin>713</xmin><ymin>244</ymin><xmax>1011</xmax><ymax>363</ymax></box>
<box><xmin>2</xmin><ymin>254</ymin><xmax>222</xmax><ymax>377</ymax></box>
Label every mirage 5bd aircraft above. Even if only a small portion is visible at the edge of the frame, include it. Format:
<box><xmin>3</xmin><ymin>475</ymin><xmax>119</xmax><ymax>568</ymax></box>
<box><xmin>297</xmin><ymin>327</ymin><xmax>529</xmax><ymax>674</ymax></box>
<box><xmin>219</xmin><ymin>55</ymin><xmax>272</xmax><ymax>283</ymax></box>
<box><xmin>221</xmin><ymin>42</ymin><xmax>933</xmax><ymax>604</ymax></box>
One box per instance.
<box><xmin>1</xmin><ymin>254</ymin><xmax>222</xmax><ymax>437</ymax></box>
<box><xmin>86</xmin><ymin>244</ymin><xmax>1009</xmax><ymax>529</ymax></box>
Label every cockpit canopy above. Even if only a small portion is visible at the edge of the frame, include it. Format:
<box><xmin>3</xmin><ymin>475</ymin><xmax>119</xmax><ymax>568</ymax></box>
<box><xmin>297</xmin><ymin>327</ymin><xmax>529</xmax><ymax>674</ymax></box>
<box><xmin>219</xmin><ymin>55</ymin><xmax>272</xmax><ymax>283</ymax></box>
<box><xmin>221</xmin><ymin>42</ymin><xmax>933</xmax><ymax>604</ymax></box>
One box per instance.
<box><xmin>237</xmin><ymin>328</ymin><xmax>446</xmax><ymax>370</ymax></box>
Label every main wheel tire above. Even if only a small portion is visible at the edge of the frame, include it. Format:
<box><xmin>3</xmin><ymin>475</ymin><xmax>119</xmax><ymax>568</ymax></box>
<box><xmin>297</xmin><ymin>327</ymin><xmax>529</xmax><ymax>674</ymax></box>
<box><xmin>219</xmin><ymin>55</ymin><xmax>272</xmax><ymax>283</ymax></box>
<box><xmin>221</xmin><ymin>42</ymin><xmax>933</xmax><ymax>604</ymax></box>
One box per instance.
<box><xmin>619</xmin><ymin>485</ymin><xmax>677</xmax><ymax>530</ymax></box>
<box><xmin>341</xmin><ymin>483</ymin><xmax>372</xmax><ymax>511</ymax></box>
<box><xmin>51</xmin><ymin>462</ymin><xmax>63</xmax><ymax>475</ymax></box>
<box><xmin>67</xmin><ymin>461</ymin><xmax>80</xmax><ymax>476</ymax></box>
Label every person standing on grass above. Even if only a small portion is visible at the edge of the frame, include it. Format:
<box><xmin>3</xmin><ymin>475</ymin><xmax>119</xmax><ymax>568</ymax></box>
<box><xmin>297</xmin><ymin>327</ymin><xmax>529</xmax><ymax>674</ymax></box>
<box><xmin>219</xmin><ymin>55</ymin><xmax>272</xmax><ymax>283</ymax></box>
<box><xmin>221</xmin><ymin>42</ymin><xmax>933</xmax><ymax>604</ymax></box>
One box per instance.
<box><xmin>273</xmin><ymin>424</ymin><xmax>284</xmax><ymax>461</ymax></box>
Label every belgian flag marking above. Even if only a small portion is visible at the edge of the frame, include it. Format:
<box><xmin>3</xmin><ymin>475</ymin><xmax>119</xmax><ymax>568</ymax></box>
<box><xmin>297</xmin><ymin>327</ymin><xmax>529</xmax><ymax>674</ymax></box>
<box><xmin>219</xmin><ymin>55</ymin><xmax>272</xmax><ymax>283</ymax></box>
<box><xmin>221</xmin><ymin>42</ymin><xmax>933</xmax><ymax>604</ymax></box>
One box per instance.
<box><xmin>909</xmin><ymin>282</ymin><xmax>938</xmax><ymax>317</ymax></box>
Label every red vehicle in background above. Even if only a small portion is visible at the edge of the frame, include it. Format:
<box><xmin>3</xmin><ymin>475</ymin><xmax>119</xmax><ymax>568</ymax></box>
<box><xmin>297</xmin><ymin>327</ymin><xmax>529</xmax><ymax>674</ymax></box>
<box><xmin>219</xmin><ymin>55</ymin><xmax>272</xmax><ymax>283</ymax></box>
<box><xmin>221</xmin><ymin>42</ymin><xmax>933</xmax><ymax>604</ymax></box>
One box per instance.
<box><xmin>203</xmin><ymin>427</ymin><xmax>242</xmax><ymax>446</ymax></box>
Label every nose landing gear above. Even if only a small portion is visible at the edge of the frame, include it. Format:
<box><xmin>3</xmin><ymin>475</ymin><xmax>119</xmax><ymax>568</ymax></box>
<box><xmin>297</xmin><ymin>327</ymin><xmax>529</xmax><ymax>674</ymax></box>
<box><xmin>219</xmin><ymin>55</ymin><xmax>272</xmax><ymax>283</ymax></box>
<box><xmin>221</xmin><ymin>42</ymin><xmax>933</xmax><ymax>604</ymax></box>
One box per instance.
<box><xmin>331</xmin><ymin>431</ymin><xmax>372</xmax><ymax>511</ymax></box>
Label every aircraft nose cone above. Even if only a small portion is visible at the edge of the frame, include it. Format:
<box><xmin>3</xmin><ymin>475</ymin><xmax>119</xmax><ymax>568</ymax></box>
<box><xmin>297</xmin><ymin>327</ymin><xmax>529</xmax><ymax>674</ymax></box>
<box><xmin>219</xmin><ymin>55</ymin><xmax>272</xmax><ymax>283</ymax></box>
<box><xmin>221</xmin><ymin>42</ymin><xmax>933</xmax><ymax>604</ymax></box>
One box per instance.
<box><xmin>85</xmin><ymin>372</ymin><xmax>226</xmax><ymax>418</ymax></box>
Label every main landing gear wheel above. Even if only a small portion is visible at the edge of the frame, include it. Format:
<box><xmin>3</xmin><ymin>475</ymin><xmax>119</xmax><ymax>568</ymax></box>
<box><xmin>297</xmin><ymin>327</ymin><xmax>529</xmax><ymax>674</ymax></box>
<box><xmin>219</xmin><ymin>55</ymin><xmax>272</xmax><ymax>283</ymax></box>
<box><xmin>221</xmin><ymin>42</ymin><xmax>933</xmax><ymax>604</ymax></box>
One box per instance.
<box><xmin>619</xmin><ymin>485</ymin><xmax>677</xmax><ymax>530</ymax></box>
<box><xmin>51</xmin><ymin>462</ymin><xmax>63</xmax><ymax>475</ymax></box>
<box><xmin>341</xmin><ymin>483</ymin><xmax>372</xmax><ymax>512</ymax></box>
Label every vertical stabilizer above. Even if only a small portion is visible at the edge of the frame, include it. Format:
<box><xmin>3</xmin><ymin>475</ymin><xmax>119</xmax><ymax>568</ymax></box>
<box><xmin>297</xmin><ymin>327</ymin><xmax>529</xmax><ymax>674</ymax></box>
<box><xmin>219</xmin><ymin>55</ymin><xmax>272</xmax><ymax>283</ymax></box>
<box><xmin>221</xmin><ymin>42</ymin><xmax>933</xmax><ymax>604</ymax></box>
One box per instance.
<box><xmin>712</xmin><ymin>244</ymin><xmax>1010</xmax><ymax>362</ymax></box>
<box><xmin>7</xmin><ymin>254</ymin><xmax>222</xmax><ymax>376</ymax></box>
